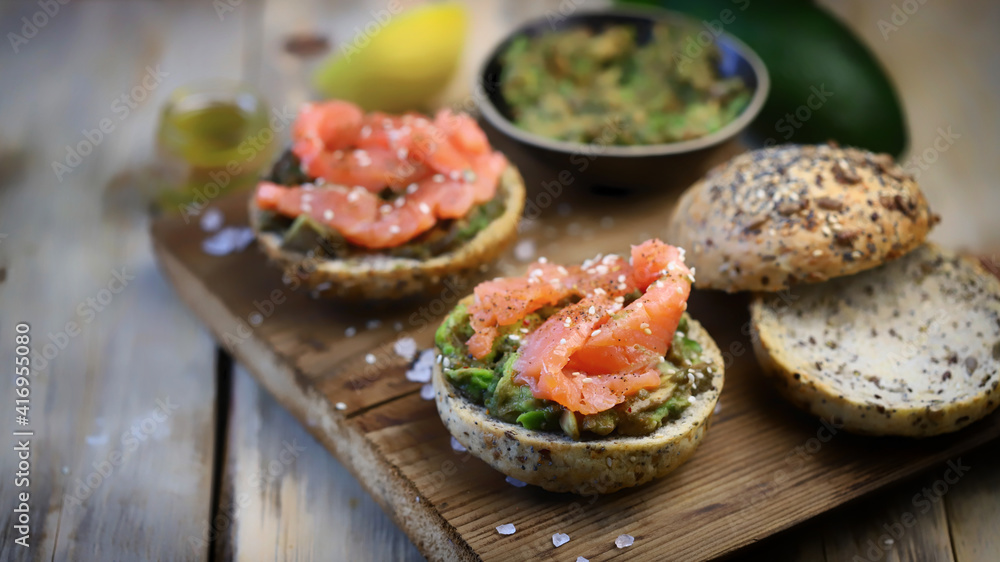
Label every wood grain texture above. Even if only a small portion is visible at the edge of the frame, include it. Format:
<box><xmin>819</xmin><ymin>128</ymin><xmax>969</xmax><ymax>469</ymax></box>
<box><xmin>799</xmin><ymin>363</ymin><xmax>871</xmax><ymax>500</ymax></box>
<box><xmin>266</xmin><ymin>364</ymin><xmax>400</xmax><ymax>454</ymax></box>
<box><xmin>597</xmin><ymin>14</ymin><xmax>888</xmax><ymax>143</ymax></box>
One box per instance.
<box><xmin>219</xmin><ymin>364</ymin><xmax>423</xmax><ymax>561</ymax></box>
<box><xmin>0</xmin><ymin>0</ymin><xmax>252</xmax><ymax>559</ymax></box>
<box><xmin>151</xmin><ymin>179</ymin><xmax>1000</xmax><ymax>560</ymax></box>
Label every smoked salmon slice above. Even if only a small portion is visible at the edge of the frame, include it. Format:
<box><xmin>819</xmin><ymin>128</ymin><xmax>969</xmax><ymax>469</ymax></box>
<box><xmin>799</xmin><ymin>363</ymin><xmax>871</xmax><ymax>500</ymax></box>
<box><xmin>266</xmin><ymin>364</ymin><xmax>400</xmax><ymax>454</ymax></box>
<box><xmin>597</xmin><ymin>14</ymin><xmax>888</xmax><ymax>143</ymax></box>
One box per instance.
<box><xmin>254</xmin><ymin>100</ymin><xmax>508</xmax><ymax>250</ymax></box>
<box><xmin>467</xmin><ymin>239</ymin><xmax>693</xmax><ymax>414</ymax></box>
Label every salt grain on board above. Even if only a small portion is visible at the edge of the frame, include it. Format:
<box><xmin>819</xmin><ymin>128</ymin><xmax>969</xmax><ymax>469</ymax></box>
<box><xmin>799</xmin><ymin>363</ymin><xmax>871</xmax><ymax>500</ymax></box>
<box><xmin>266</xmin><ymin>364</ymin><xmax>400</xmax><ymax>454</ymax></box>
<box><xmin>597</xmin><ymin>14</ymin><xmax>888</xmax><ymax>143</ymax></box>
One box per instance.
<box><xmin>345</xmin><ymin>326</ymin><xmax>357</xmax><ymax>337</ymax></box>
<box><xmin>513</xmin><ymin>238</ymin><xmax>536</xmax><ymax>262</ymax></box>
<box><xmin>365</xmin><ymin>353</ymin><xmax>377</xmax><ymax>364</ymax></box>
<box><xmin>393</xmin><ymin>337</ymin><xmax>418</xmax><ymax>361</ymax></box>
<box><xmin>199</xmin><ymin>207</ymin><xmax>223</xmax><ymax>232</ymax></box>
<box><xmin>505</xmin><ymin>476</ymin><xmax>527</xmax><ymax>488</ymax></box>
<box><xmin>334</xmin><ymin>402</ymin><xmax>347</xmax><ymax>411</ymax></box>
<box><xmin>202</xmin><ymin>227</ymin><xmax>255</xmax><ymax>256</ymax></box>
<box><xmin>615</xmin><ymin>534</ymin><xmax>635</xmax><ymax>548</ymax></box>
<box><xmin>576</xmin><ymin>557</ymin><xmax>589</xmax><ymax>562</ymax></box>
<box><xmin>420</xmin><ymin>383</ymin><xmax>435</xmax><ymax>400</ymax></box>
<box><xmin>406</xmin><ymin>349</ymin><xmax>436</xmax><ymax>383</ymax></box>
<box><xmin>496</xmin><ymin>523</ymin><xmax>516</xmax><ymax>536</ymax></box>
<box><xmin>552</xmin><ymin>533</ymin><xmax>570</xmax><ymax>547</ymax></box>
<box><xmin>450</xmin><ymin>436</ymin><xmax>467</xmax><ymax>452</ymax></box>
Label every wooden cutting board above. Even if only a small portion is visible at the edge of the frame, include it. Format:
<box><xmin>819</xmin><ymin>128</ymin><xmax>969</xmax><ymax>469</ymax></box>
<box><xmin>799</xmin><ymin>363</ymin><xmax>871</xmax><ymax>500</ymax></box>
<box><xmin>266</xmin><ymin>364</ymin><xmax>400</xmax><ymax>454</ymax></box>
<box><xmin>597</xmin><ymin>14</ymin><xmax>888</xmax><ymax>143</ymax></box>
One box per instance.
<box><xmin>150</xmin><ymin>151</ymin><xmax>1000</xmax><ymax>561</ymax></box>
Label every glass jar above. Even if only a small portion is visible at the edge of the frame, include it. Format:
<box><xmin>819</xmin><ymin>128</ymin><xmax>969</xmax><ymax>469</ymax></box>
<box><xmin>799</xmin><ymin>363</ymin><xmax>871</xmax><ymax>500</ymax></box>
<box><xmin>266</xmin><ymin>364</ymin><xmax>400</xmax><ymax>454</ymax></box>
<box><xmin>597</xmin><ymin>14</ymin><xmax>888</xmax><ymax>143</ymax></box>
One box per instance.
<box><xmin>155</xmin><ymin>80</ymin><xmax>276</xmax><ymax>213</ymax></box>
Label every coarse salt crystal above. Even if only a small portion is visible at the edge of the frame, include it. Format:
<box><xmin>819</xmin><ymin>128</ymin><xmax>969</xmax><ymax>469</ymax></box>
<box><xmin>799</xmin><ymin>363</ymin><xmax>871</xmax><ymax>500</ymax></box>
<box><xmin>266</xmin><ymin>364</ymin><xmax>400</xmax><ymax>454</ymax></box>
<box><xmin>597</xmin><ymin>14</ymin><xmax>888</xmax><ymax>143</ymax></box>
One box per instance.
<box><xmin>591</xmin><ymin>329</ymin><xmax>601</xmax><ymax>337</ymax></box>
<box><xmin>345</xmin><ymin>326</ymin><xmax>357</xmax><ymax>337</ymax></box>
<box><xmin>688</xmin><ymin>396</ymin><xmax>697</xmax><ymax>403</ymax></box>
<box><xmin>406</xmin><ymin>349</ymin><xmax>436</xmax><ymax>383</ymax></box>
<box><xmin>433</xmin><ymin>174</ymin><xmax>445</xmax><ymax>183</ymax></box>
<box><xmin>366</xmin><ymin>319</ymin><xmax>381</xmax><ymax>330</ymax></box>
<box><xmin>615</xmin><ymin>534</ymin><xmax>635</xmax><ymax>548</ymax></box>
<box><xmin>576</xmin><ymin>558</ymin><xmax>589</xmax><ymax>562</ymax></box>
<box><xmin>390</xmin><ymin>225</ymin><xmax>401</xmax><ymax>234</ymax></box>
<box><xmin>393</xmin><ymin>337</ymin><xmax>417</xmax><ymax>361</ymax></box>
<box><xmin>199</xmin><ymin>208</ymin><xmax>223</xmax><ymax>232</ymax></box>
<box><xmin>365</xmin><ymin>353</ymin><xmax>377</xmax><ymax>364</ymax></box>
<box><xmin>419</xmin><ymin>202</ymin><xmax>431</xmax><ymax>214</ymax></box>
<box><xmin>334</xmin><ymin>402</ymin><xmax>347</xmax><ymax>410</ymax></box>
<box><xmin>496</xmin><ymin>524</ymin><xmax>516</xmax><ymax>536</ymax></box>
<box><xmin>588</xmin><ymin>305</ymin><xmax>596</xmax><ymax>315</ymax></box>
<box><xmin>323</xmin><ymin>209</ymin><xmax>334</xmax><ymax>221</ymax></box>
<box><xmin>505</xmin><ymin>476</ymin><xmax>527</xmax><ymax>488</ymax></box>
<box><xmin>450</xmin><ymin>436</ymin><xmax>467</xmax><ymax>452</ymax></box>
<box><xmin>420</xmin><ymin>383</ymin><xmax>435</xmax><ymax>400</ymax></box>
<box><xmin>552</xmin><ymin>533</ymin><xmax>570</xmax><ymax>547</ymax></box>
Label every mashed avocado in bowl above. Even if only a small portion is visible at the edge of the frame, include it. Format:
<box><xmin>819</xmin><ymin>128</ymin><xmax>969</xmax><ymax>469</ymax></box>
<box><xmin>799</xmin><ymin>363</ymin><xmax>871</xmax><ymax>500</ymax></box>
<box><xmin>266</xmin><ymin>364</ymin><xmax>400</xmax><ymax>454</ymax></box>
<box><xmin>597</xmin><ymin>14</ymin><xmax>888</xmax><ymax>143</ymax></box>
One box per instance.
<box><xmin>499</xmin><ymin>22</ymin><xmax>751</xmax><ymax>145</ymax></box>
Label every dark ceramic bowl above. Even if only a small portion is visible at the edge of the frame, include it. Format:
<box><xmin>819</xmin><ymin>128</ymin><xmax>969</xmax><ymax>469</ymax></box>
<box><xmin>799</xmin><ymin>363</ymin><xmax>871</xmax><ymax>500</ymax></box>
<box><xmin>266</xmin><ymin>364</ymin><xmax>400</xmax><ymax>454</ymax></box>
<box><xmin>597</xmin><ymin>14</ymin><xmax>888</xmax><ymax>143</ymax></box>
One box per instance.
<box><xmin>476</xmin><ymin>8</ymin><xmax>769</xmax><ymax>191</ymax></box>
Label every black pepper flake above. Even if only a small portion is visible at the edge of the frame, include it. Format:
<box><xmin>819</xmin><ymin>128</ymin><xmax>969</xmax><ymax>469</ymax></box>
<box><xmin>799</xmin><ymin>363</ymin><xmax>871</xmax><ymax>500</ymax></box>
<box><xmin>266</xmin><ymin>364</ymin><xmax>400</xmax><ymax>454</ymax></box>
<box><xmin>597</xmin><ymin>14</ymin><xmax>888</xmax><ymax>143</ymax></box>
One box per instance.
<box><xmin>777</xmin><ymin>199</ymin><xmax>808</xmax><ymax>215</ymax></box>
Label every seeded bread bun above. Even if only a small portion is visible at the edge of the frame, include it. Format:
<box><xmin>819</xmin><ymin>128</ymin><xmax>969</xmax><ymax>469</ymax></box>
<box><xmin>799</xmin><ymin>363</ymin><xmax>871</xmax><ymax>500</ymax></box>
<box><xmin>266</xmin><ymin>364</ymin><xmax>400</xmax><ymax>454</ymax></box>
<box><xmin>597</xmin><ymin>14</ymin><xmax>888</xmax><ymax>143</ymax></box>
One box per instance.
<box><xmin>249</xmin><ymin>165</ymin><xmax>525</xmax><ymax>300</ymax></box>
<box><xmin>750</xmin><ymin>244</ymin><xmax>1000</xmax><ymax>437</ymax></box>
<box><xmin>432</xmin><ymin>313</ymin><xmax>725</xmax><ymax>494</ymax></box>
<box><xmin>665</xmin><ymin>144</ymin><xmax>937</xmax><ymax>292</ymax></box>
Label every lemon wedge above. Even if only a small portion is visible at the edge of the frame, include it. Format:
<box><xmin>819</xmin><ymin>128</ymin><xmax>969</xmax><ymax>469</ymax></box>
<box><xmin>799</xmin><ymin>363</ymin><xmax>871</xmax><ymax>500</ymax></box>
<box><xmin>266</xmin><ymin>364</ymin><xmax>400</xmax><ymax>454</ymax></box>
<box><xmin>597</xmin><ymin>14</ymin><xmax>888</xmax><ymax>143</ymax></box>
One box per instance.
<box><xmin>313</xmin><ymin>3</ymin><xmax>468</xmax><ymax>112</ymax></box>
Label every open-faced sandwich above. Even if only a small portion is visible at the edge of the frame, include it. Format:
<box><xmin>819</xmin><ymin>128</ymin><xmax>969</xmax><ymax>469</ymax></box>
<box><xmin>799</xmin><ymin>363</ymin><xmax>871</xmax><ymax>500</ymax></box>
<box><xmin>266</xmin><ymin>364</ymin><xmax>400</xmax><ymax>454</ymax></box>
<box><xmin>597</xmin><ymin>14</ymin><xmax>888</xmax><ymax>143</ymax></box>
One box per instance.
<box><xmin>249</xmin><ymin>100</ymin><xmax>525</xmax><ymax>299</ymax></box>
<box><xmin>432</xmin><ymin>239</ymin><xmax>724</xmax><ymax>494</ymax></box>
<box><xmin>666</xmin><ymin>143</ymin><xmax>1000</xmax><ymax>436</ymax></box>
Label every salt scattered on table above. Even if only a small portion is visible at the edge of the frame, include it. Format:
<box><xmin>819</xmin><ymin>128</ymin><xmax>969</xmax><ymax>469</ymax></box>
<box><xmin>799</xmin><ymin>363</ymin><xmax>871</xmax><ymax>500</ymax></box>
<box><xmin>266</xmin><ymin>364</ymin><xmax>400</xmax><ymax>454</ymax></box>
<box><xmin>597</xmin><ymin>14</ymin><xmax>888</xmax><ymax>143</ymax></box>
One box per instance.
<box><xmin>366</xmin><ymin>319</ymin><xmax>381</xmax><ymax>330</ymax></box>
<box><xmin>365</xmin><ymin>353</ymin><xmax>377</xmax><ymax>365</ymax></box>
<box><xmin>552</xmin><ymin>533</ymin><xmax>570</xmax><ymax>547</ymax></box>
<box><xmin>420</xmin><ymin>383</ymin><xmax>435</xmax><ymax>400</ymax></box>
<box><xmin>576</xmin><ymin>557</ymin><xmax>589</xmax><ymax>562</ymax></box>
<box><xmin>334</xmin><ymin>402</ymin><xmax>347</xmax><ymax>411</ymax></box>
<box><xmin>450</xmin><ymin>436</ymin><xmax>466</xmax><ymax>452</ymax></box>
<box><xmin>393</xmin><ymin>321</ymin><xmax>404</xmax><ymax>332</ymax></box>
<box><xmin>345</xmin><ymin>326</ymin><xmax>357</xmax><ymax>337</ymax></box>
<box><xmin>496</xmin><ymin>523</ymin><xmax>516</xmax><ymax>536</ymax></box>
<box><xmin>393</xmin><ymin>337</ymin><xmax>417</xmax><ymax>361</ymax></box>
<box><xmin>615</xmin><ymin>534</ymin><xmax>635</xmax><ymax>548</ymax></box>
<box><xmin>714</xmin><ymin>401</ymin><xmax>722</xmax><ymax>415</ymax></box>
<box><xmin>199</xmin><ymin>207</ymin><xmax>223</xmax><ymax>232</ymax></box>
<box><xmin>406</xmin><ymin>349</ymin><xmax>436</xmax><ymax>383</ymax></box>
<box><xmin>202</xmin><ymin>227</ymin><xmax>255</xmax><ymax>256</ymax></box>
<box><xmin>505</xmin><ymin>476</ymin><xmax>527</xmax><ymax>488</ymax></box>
<box><xmin>513</xmin><ymin>238</ymin><xmax>536</xmax><ymax>262</ymax></box>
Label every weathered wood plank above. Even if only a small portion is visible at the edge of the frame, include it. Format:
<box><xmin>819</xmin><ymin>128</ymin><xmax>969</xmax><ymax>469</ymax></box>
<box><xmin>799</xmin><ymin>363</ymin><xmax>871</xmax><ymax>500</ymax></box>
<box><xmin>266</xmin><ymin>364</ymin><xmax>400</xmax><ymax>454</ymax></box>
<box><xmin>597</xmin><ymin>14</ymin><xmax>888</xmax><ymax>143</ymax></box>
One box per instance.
<box><xmin>944</xmin><ymin>446</ymin><xmax>1000</xmax><ymax>562</ymax></box>
<box><xmin>151</xmin><ymin>185</ymin><xmax>1000</xmax><ymax>560</ymax></box>
<box><xmin>0</xmin><ymin>0</ymin><xmax>252</xmax><ymax>559</ymax></box>
<box><xmin>219</xmin><ymin>364</ymin><xmax>423</xmax><ymax>561</ymax></box>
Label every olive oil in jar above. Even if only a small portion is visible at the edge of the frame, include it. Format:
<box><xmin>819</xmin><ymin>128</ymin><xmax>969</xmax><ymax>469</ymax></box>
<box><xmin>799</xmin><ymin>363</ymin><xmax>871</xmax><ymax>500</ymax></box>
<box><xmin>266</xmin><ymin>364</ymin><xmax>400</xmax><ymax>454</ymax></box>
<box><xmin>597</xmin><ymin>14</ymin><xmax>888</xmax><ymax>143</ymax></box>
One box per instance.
<box><xmin>155</xmin><ymin>81</ymin><xmax>275</xmax><ymax>212</ymax></box>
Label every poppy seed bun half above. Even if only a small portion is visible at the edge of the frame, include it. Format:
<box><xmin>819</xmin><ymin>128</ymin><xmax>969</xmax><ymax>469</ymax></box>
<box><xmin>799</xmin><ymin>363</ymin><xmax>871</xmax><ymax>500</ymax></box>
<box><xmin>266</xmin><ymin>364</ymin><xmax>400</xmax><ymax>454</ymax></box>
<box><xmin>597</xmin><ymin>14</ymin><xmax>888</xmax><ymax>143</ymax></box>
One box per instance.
<box><xmin>666</xmin><ymin>144</ymin><xmax>936</xmax><ymax>293</ymax></box>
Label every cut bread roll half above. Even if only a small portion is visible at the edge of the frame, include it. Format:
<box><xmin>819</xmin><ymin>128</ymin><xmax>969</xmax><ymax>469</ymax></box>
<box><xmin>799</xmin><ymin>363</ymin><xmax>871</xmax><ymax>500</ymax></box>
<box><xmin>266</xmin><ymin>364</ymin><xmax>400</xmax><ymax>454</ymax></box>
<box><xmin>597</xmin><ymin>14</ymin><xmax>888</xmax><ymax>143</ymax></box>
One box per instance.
<box><xmin>432</xmin><ymin>316</ymin><xmax>725</xmax><ymax>494</ymax></box>
<box><xmin>666</xmin><ymin>144</ymin><xmax>937</xmax><ymax>292</ymax></box>
<box><xmin>249</xmin><ymin>165</ymin><xmax>526</xmax><ymax>300</ymax></box>
<box><xmin>751</xmin><ymin>244</ymin><xmax>1000</xmax><ymax>437</ymax></box>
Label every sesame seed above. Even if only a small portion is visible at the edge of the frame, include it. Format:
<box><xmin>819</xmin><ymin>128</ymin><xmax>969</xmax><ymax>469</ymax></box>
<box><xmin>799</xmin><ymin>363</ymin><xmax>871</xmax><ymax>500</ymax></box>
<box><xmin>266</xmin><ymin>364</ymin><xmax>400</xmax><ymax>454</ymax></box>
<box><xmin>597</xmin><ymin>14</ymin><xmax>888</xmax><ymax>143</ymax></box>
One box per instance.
<box><xmin>588</xmin><ymin>305</ymin><xmax>596</xmax><ymax>315</ymax></box>
<box><xmin>419</xmin><ymin>202</ymin><xmax>431</xmax><ymax>214</ymax></box>
<box><xmin>433</xmin><ymin>174</ymin><xmax>445</xmax><ymax>183</ymax></box>
<box><xmin>380</xmin><ymin>204</ymin><xmax>393</xmax><ymax>214</ymax></box>
<box><xmin>323</xmin><ymin>209</ymin><xmax>334</xmax><ymax>221</ymax></box>
<box><xmin>643</xmin><ymin>328</ymin><xmax>653</xmax><ymax>335</ymax></box>
<box><xmin>591</xmin><ymin>329</ymin><xmax>602</xmax><ymax>337</ymax></box>
<box><xmin>389</xmin><ymin>225</ymin><xmax>401</xmax><ymax>234</ymax></box>
<box><xmin>397</xmin><ymin>147</ymin><xmax>409</xmax><ymax>160</ymax></box>
<box><xmin>813</xmin><ymin>250</ymin><xmax>823</xmax><ymax>256</ymax></box>
<box><xmin>394</xmin><ymin>197</ymin><xmax>405</xmax><ymax>208</ymax></box>
<box><xmin>406</xmin><ymin>183</ymin><xmax>418</xmax><ymax>194</ymax></box>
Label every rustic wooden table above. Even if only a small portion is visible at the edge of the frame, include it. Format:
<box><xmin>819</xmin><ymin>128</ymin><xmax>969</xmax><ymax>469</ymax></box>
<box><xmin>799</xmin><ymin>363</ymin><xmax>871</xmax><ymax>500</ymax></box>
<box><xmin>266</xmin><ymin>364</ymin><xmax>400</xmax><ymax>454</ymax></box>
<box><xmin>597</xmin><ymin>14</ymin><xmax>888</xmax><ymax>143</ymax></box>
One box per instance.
<box><xmin>0</xmin><ymin>0</ymin><xmax>996</xmax><ymax>560</ymax></box>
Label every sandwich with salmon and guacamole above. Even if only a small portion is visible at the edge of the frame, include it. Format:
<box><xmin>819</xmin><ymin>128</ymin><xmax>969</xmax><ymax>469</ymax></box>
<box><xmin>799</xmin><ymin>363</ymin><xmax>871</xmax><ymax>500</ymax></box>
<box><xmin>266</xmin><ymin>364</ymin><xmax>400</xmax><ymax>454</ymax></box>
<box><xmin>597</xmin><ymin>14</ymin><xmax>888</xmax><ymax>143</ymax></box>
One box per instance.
<box><xmin>249</xmin><ymin>100</ymin><xmax>525</xmax><ymax>300</ymax></box>
<box><xmin>431</xmin><ymin>239</ymin><xmax>725</xmax><ymax>494</ymax></box>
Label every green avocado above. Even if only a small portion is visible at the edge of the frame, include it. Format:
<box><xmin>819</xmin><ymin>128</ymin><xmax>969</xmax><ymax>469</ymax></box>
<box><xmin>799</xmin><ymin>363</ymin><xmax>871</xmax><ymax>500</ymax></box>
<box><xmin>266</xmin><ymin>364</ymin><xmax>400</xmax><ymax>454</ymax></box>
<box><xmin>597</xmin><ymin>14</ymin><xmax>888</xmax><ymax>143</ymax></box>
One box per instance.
<box><xmin>618</xmin><ymin>0</ymin><xmax>909</xmax><ymax>156</ymax></box>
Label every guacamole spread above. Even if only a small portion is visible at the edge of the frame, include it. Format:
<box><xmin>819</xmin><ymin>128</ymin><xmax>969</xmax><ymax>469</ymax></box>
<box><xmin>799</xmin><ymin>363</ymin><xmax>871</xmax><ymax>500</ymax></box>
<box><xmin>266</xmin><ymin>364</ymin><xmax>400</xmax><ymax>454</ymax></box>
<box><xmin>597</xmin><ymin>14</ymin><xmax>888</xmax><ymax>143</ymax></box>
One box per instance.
<box><xmin>257</xmin><ymin>150</ymin><xmax>506</xmax><ymax>260</ymax></box>
<box><xmin>499</xmin><ymin>22</ymin><xmax>751</xmax><ymax>145</ymax></box>
<box><xmin>435</xmin><ymin>296</ymin><xmax>715</xmax><ymax>440</ymax></box>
